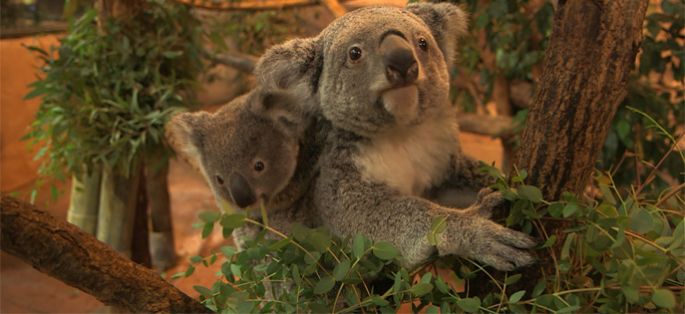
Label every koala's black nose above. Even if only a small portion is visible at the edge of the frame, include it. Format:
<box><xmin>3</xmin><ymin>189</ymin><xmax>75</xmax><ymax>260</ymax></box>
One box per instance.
<box><xmin>381</xmin><ymin>34</ymin><xmax>419</xmax><ymax>86</ymax></box>
<box><xmin>227</xmin><ymin>172</ymin><xmax>256</xmax><ymax>208</ymax></box>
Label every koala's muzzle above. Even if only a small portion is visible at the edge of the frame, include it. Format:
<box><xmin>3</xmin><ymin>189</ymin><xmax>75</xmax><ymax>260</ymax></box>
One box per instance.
<box><xmin>380</xmin><ymin>34</ymin><xmax>418</xmax><ymax>86</ymax></box>
<box><xmin>227</xmin><ymin>172</ymin><xmax>256</xmax><ymax>208</ymax></box>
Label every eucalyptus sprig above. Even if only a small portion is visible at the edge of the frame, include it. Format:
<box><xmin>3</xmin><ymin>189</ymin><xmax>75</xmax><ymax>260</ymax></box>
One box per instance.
<box><xmin>25</xmin><ymin>0</ymin><xmax>203</xmax><ymax>178</ymax></box>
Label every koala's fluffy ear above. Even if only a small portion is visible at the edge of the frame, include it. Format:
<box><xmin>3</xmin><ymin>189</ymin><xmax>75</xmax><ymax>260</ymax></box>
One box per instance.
<box><xmin>251</xmin><ymin>91</ymin><xmax>306</xmax><ymax>139</ymax></box>
<box><xmin>255</xmin><ymin>37</ymin><xmax>323</xmax><ymax>99</ymax></box>
<box><xmin>406</xmin><ymin>2</ymin><xmax>469</xmax><ymax>64</ymax></box>
<box><xmin>165</xmin><ymin>112</ymin><xmax>209</xmax><ymax>171</ymax></box>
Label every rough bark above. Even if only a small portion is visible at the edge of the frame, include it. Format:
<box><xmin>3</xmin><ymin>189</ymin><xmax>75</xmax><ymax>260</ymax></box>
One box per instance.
<box><xmin>513</xmin><ymin>0</ymin><xmax>649</xmax><ymax>200</ymax></box>
<box><xmin>0</xmin><ymin>196</ymin><xmax>210</xmax><ymax>314</ymax></box>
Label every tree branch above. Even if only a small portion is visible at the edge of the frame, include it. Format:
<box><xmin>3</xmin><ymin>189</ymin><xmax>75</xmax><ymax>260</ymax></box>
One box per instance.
<box><xmin>202</xmin><ymin>50</ymin><xmax>259</xmax><ymax>73</ymax></box>
<box><xmin>0</xmin><ymin>196</ymin><xmax>210</xmax><ymax>314</ymax></box>
<box><xmin>456</xmin><ymin>113</ymin><xmax>516</xmax><ymax>139</ymax></box>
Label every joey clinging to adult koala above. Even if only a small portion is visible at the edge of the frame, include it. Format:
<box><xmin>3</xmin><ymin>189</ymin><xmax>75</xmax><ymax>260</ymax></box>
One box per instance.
<box><xmin>256</xmin><ymin>3</ymin><xmax>537</xmax><ymax>271</ymax></box>
<box><xmin>166</xmin><ymin>90</ymin><xmax>317</xmax><ymax>214</ymax></box>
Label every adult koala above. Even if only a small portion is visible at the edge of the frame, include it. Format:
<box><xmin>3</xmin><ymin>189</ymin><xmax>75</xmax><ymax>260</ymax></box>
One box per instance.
<box><xmin>254</xmin><ymin>3</ymin><xmax>537</xmax><ymax>271</ymax></box>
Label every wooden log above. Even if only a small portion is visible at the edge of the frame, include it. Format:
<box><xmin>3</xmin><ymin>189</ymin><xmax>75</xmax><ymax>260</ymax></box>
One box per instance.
<box><xmin>66</xmin><ymin>170</ymin><xmax>102</xmax><ymax>235</ymax></box>
<box><xmin>0</xmin><ymin>196</ymin><xmax>210</xmax><ymax>313</ymax></box>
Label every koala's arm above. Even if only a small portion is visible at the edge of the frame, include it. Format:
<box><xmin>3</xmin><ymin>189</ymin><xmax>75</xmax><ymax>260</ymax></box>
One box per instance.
<box><xmin>314</xmin><ymin>145</ymin><xmax>535</xmax><ymax>271</ymax></box>
<box><xmin>444</xmin><ymin>153</ymin><xmax>496</xmax><ymax>190</ymax></box>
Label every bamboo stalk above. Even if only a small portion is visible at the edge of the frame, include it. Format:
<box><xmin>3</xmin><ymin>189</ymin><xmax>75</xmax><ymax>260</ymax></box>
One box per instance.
<box><xmin>146</xmin><ymin>151</ymin><xmax>177</xmax><ymax>270</ymax></box>
<box><xmin>67</xmin><ymin>169</ymin><xmax>102</xmax><ymax>235</ymax></box>
<box><xmin>96</xmin><ymin>164</ymin><xmax>141</xmax><ymax>258</ymax></box>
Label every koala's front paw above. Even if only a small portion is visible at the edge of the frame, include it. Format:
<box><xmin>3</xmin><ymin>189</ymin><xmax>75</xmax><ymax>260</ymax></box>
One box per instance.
<box><xmin>439</xmin><ymin>217</ymin><xmax>537</xmax><ymax>271</ymax></box>
<box><xmin>471</xmin><ymin>223</ymin><xmax>537</xmax><ymax>271</ymax></box>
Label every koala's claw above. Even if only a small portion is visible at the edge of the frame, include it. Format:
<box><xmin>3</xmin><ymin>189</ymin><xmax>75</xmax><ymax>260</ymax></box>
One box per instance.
<box><xmin>478</xmin><ymin>227</ymin><xmax>537</xmax><ymax>271</ymax></box>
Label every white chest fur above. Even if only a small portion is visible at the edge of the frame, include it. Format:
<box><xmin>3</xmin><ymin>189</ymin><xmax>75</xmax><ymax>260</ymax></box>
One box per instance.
<box><xmin>353</xmin><ymin>116</ymin><xmax>458</xmax><ymax>196</ymax></box>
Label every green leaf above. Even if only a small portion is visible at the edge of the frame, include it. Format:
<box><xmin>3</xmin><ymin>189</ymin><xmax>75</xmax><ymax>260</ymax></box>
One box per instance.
<box><xmin>220</xmin><ymin>246</ymin><xmax>236</xmax><ymax>257</ymax></box>
<box><xmin>509</xmin><ymin>290</ymin><xmax>525</xmax><ymax>303</ymax></box>
<box><xmin>409</xmin><ymin>283</ymin><xmax>433</xmax><ymax>297</ymax></box>
<box><xmin>193</xmin><ymin>285</ymin><xmax>213</xmax><ymax>297</ymax></box>
<box><xmin>201</xmin><ymin>223</ymin><xmax>214</xmax><ymax>239</ymax></box>
<box><xmin>652</xmin><ymin>289</ymin><xmax>675</xmax><ymax>309</ymax></box>
<box><xmin>518</xmin><ymin>185</ymin><xmax>543</xmax><ymax>203</ymax></box>
<box><xmin>622</xmin><ymin>286</ymin><xmax>640</xmax><ymax>303</ymax></box>
<box><xmin>425</xmin><ymin>305</ymin><xmax>439</xmax><ymax>314</ymax></box>
<box><xmin>189</xmin><ymin>255</ymin><xmax>202</xmax><ymax>263</ymax></box>
<box><xmin>456</xmin><ymin>297</ymin><xmax>481</xmax><ymax>313</ymax></box>
<box><xmin>630</xmin><ymin>208</ymin><xmax>653</xmax><ymax>234</ymax></box>
<box><xmin>333</xmin><ymin>259</ymin><xmax>351</xmax><ymax>281</ymax></box>
<box><xmin>541</xmin><ymin>235</ymin><xmax>557</xmax><ymax>248</ymax></box>
<box><xmin>370</xmin><ymin>296</ymin><xmax>389</xmax><ymax>307</ymax></box>
<box><xmin>561</xmin><ymin>233</ymin><xmax>576</xmax><ymax>260</ymax></box>
<box><xmin>314</xmin><ymin>276</ymin><xmax>336</xmax><ymax>294</ymax></box>
<box><xmin>562</xmin><ymin>203</ymin><xmax>579</xmax><ymax>218</ymax></box>
<box><xmin>230</xmin><ymin>264</ymin><xmax>242</xmax><ymax>278</ymax></box>
<box><xmin>532</xmin><ymin>280</ymin><xmax>546</xmax><ymax>297</ymax></box>
<box><xmin>307</xmin><ymin>229</ymin><xmax>332</xmax><ymax>252</ymax></box>
<box><xmin>199</xmin><ymin>211</ymin><xmax>221</xmax><ymax>223</ymax></box>
<box><xmin>505</xmin><ymin>274</ymin><xmax>522</xmax><ymax>285</ymax></box>
<box><xmin>352</xmin><ymin>234</ymin><xmax>366</xmax><ymax>259</ymax></box>
<box><xmin>372</xmin><ymin>242</ymin><xmax>399</xmax><ymax>260</ymax></box>
<box><xmin>220</xmin><ymin>213</ymin><xmax>246</xmax><ymax>229</ymax></box>
<box><xmin>427</xmin><ymin>216</ymin><xmax>448</xmax><ymax>245</ymax></box>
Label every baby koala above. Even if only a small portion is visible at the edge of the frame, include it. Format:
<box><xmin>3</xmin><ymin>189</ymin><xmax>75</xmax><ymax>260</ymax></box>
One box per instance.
<box><xmin>166</xmin><ymin>89</ymin><xmax>317</xmax><ymax>213</ymax></box>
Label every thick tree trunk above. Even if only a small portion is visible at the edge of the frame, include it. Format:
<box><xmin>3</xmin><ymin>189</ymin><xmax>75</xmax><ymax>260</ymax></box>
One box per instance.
<box><xmin>513</xmin><ymin>0</ymin><xmax>649</xmax><ymax>199</ymax></box>
<box><xmin>0</xmin><ymin>196</ymin><xmax>210</xmax><ymax>314</ymax></box>
<box><xmin>470</xmin><ymin>0</ymin><xmax>649</xmax><ymax>297</ymax></box>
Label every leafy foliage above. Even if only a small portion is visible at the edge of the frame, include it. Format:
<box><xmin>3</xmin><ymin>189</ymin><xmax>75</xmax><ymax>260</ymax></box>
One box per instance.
<box><xmin>24</xmin><ymin>0</ymin><xmax>204</xmax><ymax>178</ymax></box>
<box><xmin>182</xmin><ymin>155</ymin><xmax>683</xmax><ymax>313</ymax></box>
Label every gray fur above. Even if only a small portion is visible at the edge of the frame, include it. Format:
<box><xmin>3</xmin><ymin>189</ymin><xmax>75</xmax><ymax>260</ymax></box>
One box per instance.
<box><xmin>253</xmin><ymin>3</ymin><xmax>535</xmax><ymax>271</ymax></box>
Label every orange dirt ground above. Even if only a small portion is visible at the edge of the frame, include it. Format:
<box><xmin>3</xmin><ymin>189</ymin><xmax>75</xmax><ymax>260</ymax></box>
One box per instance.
<box><xmin>0</xmin><ymin>35</ymin><xmax>502</xmax><ymax>313</ymax></box>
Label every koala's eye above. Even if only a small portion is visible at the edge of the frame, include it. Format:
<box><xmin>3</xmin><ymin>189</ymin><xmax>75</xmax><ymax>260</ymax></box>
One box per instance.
<box><xmin>348</xmin><ymin>47</ymin><xmax>362</xmax><ymax>61</ymax></box>
<box><xmin>215</xmin><ymin>175</ymin><xmax>224</xmax><ymax>185</ymax></box>
<box><xmin>418</xmin><ymin>37</ymin><xmax>428</xmax><ymax>51</ymax></box>
<box><xmin>254</xmin><ymin>161</ymin><xmax>265</xmax><ymax>172</ymax></box>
